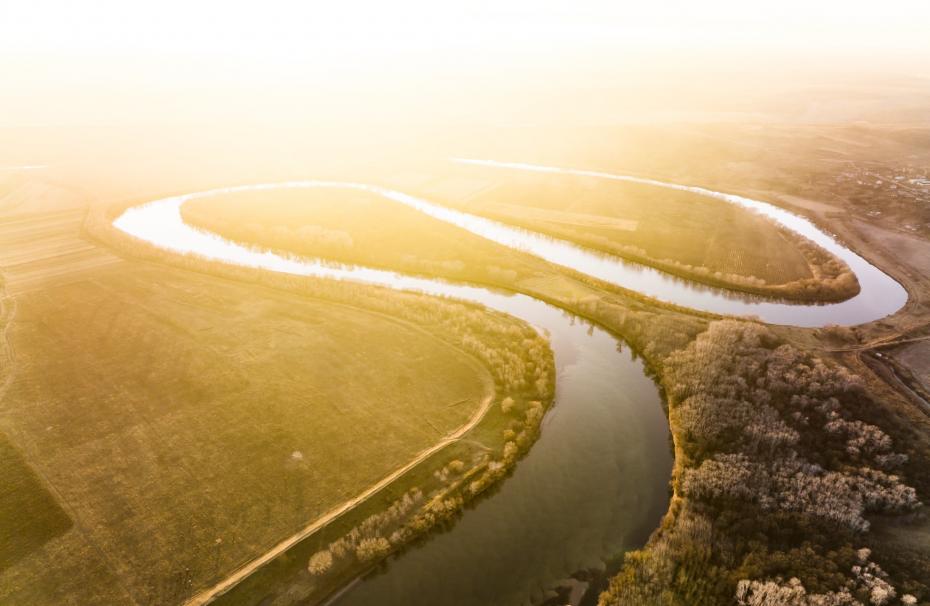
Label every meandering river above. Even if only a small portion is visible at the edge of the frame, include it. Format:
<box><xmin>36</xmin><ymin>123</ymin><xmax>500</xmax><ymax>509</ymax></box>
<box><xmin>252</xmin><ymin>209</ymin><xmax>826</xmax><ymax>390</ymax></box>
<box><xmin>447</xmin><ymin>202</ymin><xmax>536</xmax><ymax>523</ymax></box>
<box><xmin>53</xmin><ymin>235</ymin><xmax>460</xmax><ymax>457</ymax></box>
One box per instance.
<box><xmin>453</xmin><ymin>159</ymin><xmax>907</xmax><ymax>327</ymax></box>
<box><xmin>112</xmin><ymin>161</ymin><xmax>906</xmax><ymax>606</ymax></box>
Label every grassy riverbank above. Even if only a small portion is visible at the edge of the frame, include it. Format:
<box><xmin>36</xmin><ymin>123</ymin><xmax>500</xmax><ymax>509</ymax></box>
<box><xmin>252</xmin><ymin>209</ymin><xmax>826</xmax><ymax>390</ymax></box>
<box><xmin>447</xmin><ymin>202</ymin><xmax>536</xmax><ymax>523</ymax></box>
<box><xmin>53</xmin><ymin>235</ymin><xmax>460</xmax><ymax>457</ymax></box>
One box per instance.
<box><xmin>181</xmin><ymin>173</ymin><xmax>859</xmax><ymax>304</ymax></box>
<box><xmin>75</xmin><ymin>202</ymin><xmax>556</xmax><ymax>605</ymax></box>
<box><xmin>0</xmin><ymin>196</ymin><xmax>554</xmax><ymax>605</ymax></box>
<box><xmin>7</xmin><ymin>121</ymin><xmax>929</xmax><ymax>606</ymax></box>
<box><xmin>174</xmin><ymin>137</ymin><xmax>930</xmax><ymax>605</ymax></box>
<box><xmin>390</xmin><ymin>164</ymin><xmax>859</xmax><ymax>303</ymax></box>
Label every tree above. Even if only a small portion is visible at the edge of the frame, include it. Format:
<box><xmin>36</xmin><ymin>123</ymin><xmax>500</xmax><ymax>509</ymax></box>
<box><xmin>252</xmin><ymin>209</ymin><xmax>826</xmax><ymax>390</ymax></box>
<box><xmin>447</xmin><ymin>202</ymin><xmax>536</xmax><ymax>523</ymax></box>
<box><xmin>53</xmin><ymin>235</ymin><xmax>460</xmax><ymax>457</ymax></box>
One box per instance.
<box><xmin>355</xmin><ymin>537</ymin><xmax>391</xmax><ymax>562</ymax></box>
<box><xmin>307</xmin><ymin>549</ymin><xmax>333</xmax><ymax>575</ymax></box>
<box><xmin>500</xmin><ymin>396</ymin><xmax>515</xmax><ymax>414</ymax></box>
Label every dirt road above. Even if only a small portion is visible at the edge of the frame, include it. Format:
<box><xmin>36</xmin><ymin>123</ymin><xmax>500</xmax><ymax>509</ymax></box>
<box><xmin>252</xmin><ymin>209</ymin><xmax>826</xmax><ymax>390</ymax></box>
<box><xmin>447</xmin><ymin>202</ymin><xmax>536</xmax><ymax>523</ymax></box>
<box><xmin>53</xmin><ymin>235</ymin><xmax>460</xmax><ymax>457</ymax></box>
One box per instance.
<box><xmin>183</xmin><ymin>391</ymin><xmax>494</xmax><ymax>606</ymax></box>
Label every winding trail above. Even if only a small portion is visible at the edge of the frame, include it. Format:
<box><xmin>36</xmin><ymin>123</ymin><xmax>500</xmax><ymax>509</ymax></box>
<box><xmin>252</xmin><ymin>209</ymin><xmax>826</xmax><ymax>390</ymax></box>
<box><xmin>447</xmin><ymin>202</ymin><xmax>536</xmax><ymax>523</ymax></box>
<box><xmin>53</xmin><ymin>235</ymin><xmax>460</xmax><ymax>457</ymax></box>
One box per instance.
<box><xmin>111</xmin><ymin>159</ymin><xmax>909</xmax><ymax>606</ymax></box>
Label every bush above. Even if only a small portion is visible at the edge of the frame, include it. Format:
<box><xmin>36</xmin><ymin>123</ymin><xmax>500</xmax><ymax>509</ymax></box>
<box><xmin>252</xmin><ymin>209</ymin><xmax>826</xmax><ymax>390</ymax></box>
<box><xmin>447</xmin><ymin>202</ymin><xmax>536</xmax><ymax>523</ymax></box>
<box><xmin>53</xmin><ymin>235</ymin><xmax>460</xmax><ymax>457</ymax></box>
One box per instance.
<box><xmin>355</xmin><ymin>537</ymin><xmax>391</xmax><ymax>562</ymax></box>
<box><xmin>307</xmin><ymin>550</ymin><xmax>333</xmax><ymax>575</ymax></box>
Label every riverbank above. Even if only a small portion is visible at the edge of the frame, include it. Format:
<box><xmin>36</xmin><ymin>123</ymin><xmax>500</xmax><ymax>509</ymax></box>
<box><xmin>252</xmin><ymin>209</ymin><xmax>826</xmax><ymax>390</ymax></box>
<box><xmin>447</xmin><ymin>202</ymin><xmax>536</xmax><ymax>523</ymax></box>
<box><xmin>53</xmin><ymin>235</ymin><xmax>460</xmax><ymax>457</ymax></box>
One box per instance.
<box><xmin>96</xmin><ymin>164</ymin><xmax>915</xmax><ymax>597</ymax></box>
<box><xmin>410</xmin><ymin>176</ymin><xmax>861</xmax><ymax>305</ymax></box>
<box><xmin>600</xmin><ymin>319</ymin><xmax>927</xmax><ymax>605</ymax></box>
<box><xmin>92</xmin><ymin>194</ymin><xmax>678</xmax><ymax>606</ymax></box>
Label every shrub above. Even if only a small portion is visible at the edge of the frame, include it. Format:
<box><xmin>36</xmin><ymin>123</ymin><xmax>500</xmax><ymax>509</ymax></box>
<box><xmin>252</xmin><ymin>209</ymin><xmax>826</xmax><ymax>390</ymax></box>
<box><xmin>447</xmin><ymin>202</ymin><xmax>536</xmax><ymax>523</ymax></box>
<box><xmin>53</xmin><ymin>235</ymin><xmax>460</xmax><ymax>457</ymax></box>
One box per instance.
<box><xmin>500</xmin><ymin>396</ymin><xmax>516</xmax><ymax>414</ymax></box>
<box><xmin>355</xmin><ymin>537</ymin><xmax>391</xmax><ymax>562</ymax></box>
<box><xmin>307</xmin><ymin>550</ymin><xmax>333</xmax><ymax>575</ymax></box>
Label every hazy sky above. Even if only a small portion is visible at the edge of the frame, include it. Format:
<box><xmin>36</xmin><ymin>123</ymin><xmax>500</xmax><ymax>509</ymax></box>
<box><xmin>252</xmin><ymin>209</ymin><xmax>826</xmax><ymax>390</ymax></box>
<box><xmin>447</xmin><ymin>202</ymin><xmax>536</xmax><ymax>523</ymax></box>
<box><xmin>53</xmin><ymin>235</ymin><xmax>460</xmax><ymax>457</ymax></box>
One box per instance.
<box><xmin>2</xmin><ymin>1</ymin><xmax>930</xmax><ymax>127</ymax></box>
<box><xmin>4</xmin><ymin>0</ymin><xmax>930</xmax><ymax>55</ymax></box>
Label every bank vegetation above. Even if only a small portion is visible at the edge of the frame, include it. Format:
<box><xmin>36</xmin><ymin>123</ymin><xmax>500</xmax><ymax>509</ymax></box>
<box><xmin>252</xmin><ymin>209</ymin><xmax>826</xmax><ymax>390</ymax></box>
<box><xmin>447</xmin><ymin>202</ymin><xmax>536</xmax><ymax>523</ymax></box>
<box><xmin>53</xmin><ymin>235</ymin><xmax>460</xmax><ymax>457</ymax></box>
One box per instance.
<box><xmin>600</xmin><ymin>321</ymin><xmax>927</xmax><ymax>606</ymax></box>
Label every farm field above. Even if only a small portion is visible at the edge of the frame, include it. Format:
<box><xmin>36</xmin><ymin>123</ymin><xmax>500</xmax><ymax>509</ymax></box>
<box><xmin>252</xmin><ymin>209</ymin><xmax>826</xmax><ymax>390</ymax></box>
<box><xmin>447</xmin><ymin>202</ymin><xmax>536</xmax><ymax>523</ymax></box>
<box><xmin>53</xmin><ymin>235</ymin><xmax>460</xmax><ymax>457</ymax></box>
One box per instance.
<box><xmin>894</xmin><ymin>342</ymin><xmax>930</xmax><ymax>393</ymax></box>
<box><xmin>0</xmin><ymin>209</ymin><xmax>123</xmax><ymax>295</ymax></box>
<box><xmin>0</xmin><ymin>209</ymin><xmax>528</xmax><ymax>605</ymax></box>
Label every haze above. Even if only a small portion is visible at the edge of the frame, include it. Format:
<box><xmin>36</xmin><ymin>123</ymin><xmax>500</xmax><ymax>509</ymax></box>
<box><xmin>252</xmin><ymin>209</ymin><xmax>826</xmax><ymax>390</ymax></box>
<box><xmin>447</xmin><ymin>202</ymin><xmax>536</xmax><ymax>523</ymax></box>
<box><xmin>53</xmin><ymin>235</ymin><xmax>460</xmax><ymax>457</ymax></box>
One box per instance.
<box><xmin>3</xmin><ymin>3</ymin><xmax>930</xmax><ymax>606</ymax></box>
<box><xmin>3</xmin><ymin>0</ymin><xmax>930</xmax><ymax>129</ymax></box>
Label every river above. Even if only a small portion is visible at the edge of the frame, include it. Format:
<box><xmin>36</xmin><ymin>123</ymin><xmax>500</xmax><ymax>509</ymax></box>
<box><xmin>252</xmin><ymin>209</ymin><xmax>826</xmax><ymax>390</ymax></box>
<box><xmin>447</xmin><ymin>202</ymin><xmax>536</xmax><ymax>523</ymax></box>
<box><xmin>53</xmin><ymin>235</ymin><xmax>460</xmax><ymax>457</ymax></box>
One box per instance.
<box><xmin>112</xmin><ymin>161</ymin><xmax>906</xmax><ymax>605</ymax></box>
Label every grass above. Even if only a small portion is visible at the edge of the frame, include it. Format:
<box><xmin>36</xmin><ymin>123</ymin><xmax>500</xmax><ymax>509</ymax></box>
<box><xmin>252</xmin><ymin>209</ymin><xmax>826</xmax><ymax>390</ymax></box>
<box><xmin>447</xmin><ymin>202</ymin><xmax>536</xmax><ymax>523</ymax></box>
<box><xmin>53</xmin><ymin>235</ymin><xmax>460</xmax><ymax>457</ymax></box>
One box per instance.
<box><xmin>462</xmin><ymin>175</ymin><xmax>814</xmax><ymax>285</ymax></box>
<box><xmin>893</xmin><ymin>341</ymin><xmax>930</xmax><ymax>392</ymax></box>
<box><xmin>179</xmin><ymin>170</ymin><xmax>857</xmax><ymax>303</ymax></box>
<box><xmin>181</xmin><ymin>187</ymin><xmax>549</xmax><ymax>288</ymax></box>
<box><xmin>92</xmin><ymin>191</ymin><xmax>560</xmax><ymax>603</ymax></box>
<box><xmin>0</xmin><ymin>258</ymin><xmax>502</xmax><ymax>605</ymax></box>
<box><xmin>212</xmin><ymin>438</ymin><xmax>485</xmax><ymax>606</ymax></box>
<box><xmin>182</xmin><ymin>180</ymin><xmax>813</xmax><ymax>287</ymax></box>
<box><xmin>0</xmin><ymin>431</ymin><xmax>72</xmax><ymax>572</ymax></box>
<box><xmin>178</xmin><ymin>183</ymin><xmax>706</xmax><ymax>375</ymax></box>
<box><xmin>396</xmin><ymin>166</ymin><xmax>858</xmax><ymax>301</ymax></box>
<box><xmin>176</xmin><ymin>188</ymin><xmax>719</xmax><ymax>363</ymax></box>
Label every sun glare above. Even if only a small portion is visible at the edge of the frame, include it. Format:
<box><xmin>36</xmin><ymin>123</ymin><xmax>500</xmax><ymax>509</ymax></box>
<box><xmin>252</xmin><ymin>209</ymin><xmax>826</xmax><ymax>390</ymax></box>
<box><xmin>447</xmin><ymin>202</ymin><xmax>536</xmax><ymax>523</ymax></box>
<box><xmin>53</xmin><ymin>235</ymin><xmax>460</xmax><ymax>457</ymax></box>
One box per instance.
<box><xmin>3</xmin><ymin>2</ymin><xmax>930</xmax><ymax>606</ymax></box>
<box><xmin>3</xmin><ymin>0</ymin><xmax>930</xmax><ymax>57</ymax></box>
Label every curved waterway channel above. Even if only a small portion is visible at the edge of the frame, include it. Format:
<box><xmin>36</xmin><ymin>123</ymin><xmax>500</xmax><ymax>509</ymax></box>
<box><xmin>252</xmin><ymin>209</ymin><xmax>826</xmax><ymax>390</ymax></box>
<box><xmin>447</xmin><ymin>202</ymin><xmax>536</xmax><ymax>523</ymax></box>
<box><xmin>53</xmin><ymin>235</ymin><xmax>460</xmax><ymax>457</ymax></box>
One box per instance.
<box><xmin>113</xmin><ymin>161</ymin><xmax>906</xmax><ymax>606</ymax></box>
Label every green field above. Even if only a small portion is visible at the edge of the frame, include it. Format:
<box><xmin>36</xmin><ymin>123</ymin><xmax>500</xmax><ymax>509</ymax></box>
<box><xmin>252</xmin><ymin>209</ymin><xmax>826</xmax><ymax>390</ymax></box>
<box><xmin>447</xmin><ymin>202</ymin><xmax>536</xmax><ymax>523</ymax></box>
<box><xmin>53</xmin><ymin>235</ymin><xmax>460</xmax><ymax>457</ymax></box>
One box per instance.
<box><xmin>180</xmin><ymin>169</ymin><xmax>857</xmax><ymax>303</ymax></box>
<box><xmin>467</xmin><ymin>176</ymin><xmax>814</xmax><ymax>284</ymax></box>
<box><xmin>0</xmin><ymin>432</ymin><xmax>71</xmax><ymax>572</ymax></box>
<box><xmin>397</xmin><ymin>166</ymin><xmax>857</xmax><ymax>301</ymax></box>
<box><xmin>182</xmin><ymin>180</ymin><xmax>812</xmax><ymax>287</ymax></box>
<box><xmin>0</xmin><ymin>236</ymin><xmax>534</xmax><ymax>604</ymax></box>
<box><xmin>181</xmin><ymin>187</ymin><xmax>549</xmax><ymax>288</ymax></box>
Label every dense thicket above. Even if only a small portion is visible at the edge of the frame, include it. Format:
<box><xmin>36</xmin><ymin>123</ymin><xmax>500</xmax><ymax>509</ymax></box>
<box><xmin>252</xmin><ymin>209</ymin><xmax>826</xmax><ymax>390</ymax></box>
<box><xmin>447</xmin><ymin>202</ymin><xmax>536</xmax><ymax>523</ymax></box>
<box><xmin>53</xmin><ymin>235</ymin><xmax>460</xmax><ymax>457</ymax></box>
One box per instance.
<box><xmin>601</xmin><ymin>321</ymin><xmax>925</xmax><ymax>606</ymax></box>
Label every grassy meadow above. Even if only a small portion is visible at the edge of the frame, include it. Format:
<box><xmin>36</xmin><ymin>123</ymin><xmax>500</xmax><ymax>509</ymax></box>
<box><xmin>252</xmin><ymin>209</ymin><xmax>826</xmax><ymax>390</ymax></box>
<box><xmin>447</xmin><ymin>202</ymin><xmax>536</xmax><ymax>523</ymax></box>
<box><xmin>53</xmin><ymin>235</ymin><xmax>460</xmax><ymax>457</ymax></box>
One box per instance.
<box><xmin>399</xmin><ymin>166</ymin><xmax>858</xmax><ymax>302</ymax></box>
<box><xmin>0</xmin><ymin>246</ymin><xmax>548</xmax><ymax>604</ymax></box>
<box><xmin>463</xmin><ymin>176</ymin><xmax>813</xmax><ymax>283</ymax></box>
<box><xmin>3</xmin><ymin>120</ymin><xmax>928</xmax><ymax>605</ymax></box>
<box><xmin>181</xmin><ymin>187</ymin><xmax>549</xmax><ymax>288</ymax></box>
<box><xmin>180</xmin><ymin>166</ymin><xmax>859</xmax><ymax>303</ymax></box>
<box><xmin>0</xmin><ymin>432</ymin><xmax>72</xmax><ymax>573</ymax></box>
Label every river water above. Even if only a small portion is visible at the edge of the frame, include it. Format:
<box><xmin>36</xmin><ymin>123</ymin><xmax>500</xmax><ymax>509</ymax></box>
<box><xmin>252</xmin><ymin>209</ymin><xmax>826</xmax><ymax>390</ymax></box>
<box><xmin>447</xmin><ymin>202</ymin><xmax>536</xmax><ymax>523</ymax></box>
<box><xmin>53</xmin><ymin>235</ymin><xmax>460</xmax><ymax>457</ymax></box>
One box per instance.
<box><xmin>112</xmin><ymin>163</ymin><xmax>906</xmax><ymax>606</ymax></box>
<box><xmin>453</xmin><ymin>159</ymin><xmax>907</xmax><ymax>327</ymax></box>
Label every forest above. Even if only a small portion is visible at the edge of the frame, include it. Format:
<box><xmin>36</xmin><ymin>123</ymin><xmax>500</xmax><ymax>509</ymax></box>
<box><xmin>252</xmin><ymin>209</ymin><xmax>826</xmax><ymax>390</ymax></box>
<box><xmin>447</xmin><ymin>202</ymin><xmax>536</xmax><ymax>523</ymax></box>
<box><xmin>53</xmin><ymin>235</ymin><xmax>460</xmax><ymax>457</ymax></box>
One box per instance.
<box><xmin>601</xmin><ymin>320</ymin><xmax>926</xmax><ymax>606</ymax></box>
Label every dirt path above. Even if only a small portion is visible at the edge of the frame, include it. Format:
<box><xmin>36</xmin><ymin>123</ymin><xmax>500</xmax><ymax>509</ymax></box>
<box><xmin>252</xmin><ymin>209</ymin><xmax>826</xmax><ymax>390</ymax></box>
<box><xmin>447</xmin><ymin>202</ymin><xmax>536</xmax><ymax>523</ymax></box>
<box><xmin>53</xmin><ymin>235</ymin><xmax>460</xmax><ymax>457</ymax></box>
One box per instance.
<box><xmin>822</xmin><ymin>332</ymin><xmax>930</xmax><ymax>353</ymax></box>
<box><xmin>183</xmin><ymin>391</ymin><xmax>494</xmax><ymax>606</ymax></box>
